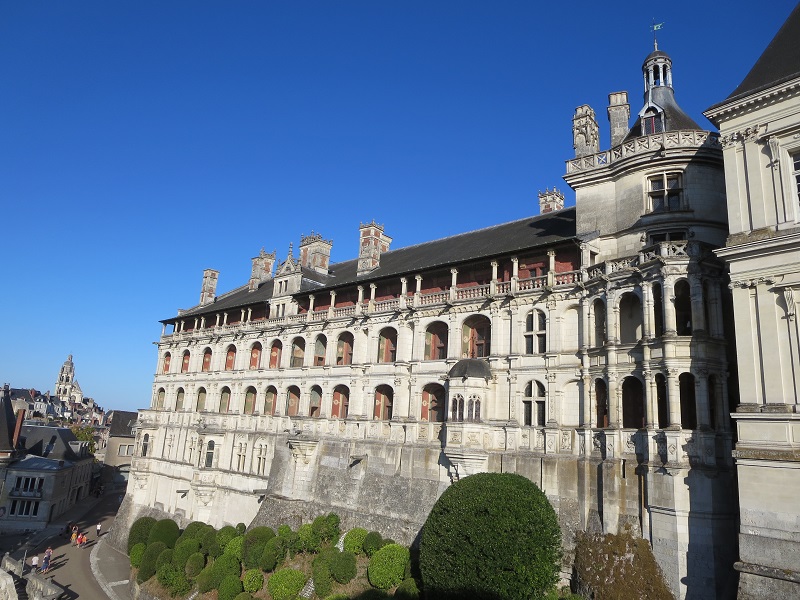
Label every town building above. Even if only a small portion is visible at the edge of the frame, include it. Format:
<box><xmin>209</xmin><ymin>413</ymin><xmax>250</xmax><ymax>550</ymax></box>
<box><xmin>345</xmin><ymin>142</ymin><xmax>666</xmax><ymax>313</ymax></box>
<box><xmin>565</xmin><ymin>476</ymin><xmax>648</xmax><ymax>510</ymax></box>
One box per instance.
<box><xmin>101</xmin><ymin>410</ymin><xmax>138</xmax><ymax>486</ymax></box>
<box><xmin>125</xmin><ymin>40</ymin><xmax>741</xmax><ymax>599</ymax></box>
<box><xmin>704</xmin><ymin>4</ymin><xmax>800</xmax><ymax>598</ymax></box>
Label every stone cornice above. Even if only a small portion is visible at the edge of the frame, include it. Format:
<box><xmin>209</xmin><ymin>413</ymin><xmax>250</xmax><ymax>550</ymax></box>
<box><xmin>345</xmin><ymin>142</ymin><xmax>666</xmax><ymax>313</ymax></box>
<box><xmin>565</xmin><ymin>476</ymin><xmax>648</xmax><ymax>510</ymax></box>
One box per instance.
<box><xmin>704</xmin><ymin>77</ymin><xmax>800</xmax><ymax>125</ymax></box>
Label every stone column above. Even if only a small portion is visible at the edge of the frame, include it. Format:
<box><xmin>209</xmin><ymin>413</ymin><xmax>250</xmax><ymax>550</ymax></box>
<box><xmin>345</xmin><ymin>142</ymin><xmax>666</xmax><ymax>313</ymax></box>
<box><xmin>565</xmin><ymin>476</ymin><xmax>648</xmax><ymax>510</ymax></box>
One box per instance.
<box><xmin>580</xmin><ymin>293</ymin><xmax>590</xmax><ymax>349</ymax></box>
<box><xmin>581</xmin><ymin>373</ymin><xmax>592</xmax><ymax>428</ymax></box>
<box><xmin>414</xmin><ymin>275</ymin><xmax>422</xmax><ymax>307</ymax></box>
<box><xmin>308</xmin><ymin>294</ymin><xmax>315</xmax><ymax>313</ymax></box>
<box><xmin>400</xmin><ymin>277</ymin><xmax>408</xmax><ymax>309</ymax></box>
<box><xmin>666</xmin><ymin>367</ymin><xmax>681</xmax><ymax>428</ymax></box>
<box><xmin>369</xmin><ymin>284</ymin><xmax>377</xmax><ymax>312</ymax></box>
<box><xmin>490</xmin><ymin>261</ymin><xmax>498</xmax><ymax>295</ymax></box>
<box><xmin>607</xmin><ymin>292</ymin><xmax>620</xmax><ymax>344</ymax></box>
<box><xmin>607</xmin><ymin>372</ymin><xmax>619</xmax><ymax>428</ymax></box>
<box><xmin>329</xmin><ymin>291</ymin><xmax>337</xmax><ymax>318</ymax></box>
<box><xmin>642</xmin><ymin>282</ymin><xmax>653</xmax><ymax>339</ymax></box>
<box><xmin>694</xmin><ymin>369</ymin><xmax>711</xmax><ymax>429</ymax></box>
<box><xmin>546</xmin><ymin>372</ymin><xmax>559</xmax><ymax>426</ymax></box>
<box><xmin>547</xmin><ymin>250</ymin><xmax>556</xmax><ymax>286</ymax></box>
<box><xmin>644</xmin><ymin>370</ymin><xmax>657</xmax><ymax>429</ymax></box>
<box><xmin>663</xmin><ymin>277</ymin><xmax>677</xmax><ymax>335</ymax></box>
<box><xmin>449</xmin><ymin>268</ymin><xmax>459</xmax><ymax>302</ymax></box>
<box><xmin>688</xmin><ymin>274</ymin><xmax>707</xmax><ymax>333</ymax></box>
<box><xmin>511</xmin><ymin>257</ymin><xmax>519</xmax><ymax>294</ymax></box>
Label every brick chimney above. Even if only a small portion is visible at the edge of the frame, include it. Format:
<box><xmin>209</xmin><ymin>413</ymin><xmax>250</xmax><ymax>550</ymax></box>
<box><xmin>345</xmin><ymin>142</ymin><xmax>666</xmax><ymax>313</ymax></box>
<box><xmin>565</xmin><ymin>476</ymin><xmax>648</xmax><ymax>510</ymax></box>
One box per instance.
<box><xmin>248</xmin><ymin>249</ymin><xmax>276</xmax><ymax>292</ymax></box>
<box><xmin>298</xmin><ymin>232</ymin><xmax>333</xmax><ymax>275</ymax></box>
<box><xmin>538</xmin><ymin>188</ymin><xmax>565</xmax><ymax>214</ymax></box>
<box><xmin>199</xmin><ymin>269</ymin><xmax>219</xmax><ymax>306</ymax></box>
<box><xmin>607</xmin><ymin>91</ymin><xmax>630</xmax><ymax>147</ymax></box>
<box><xmin>357</xmin><ymin>221</ymin><xmax>392</xmax><ymax>276</ymax></box>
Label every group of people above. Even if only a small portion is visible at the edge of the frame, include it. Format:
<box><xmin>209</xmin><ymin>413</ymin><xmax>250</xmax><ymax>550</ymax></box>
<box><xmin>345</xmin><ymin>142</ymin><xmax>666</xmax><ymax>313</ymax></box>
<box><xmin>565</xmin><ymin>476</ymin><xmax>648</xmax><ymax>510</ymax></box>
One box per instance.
<box><xmin>69</xmin><ymin>523</ymin><xmax>101</xmax><ymax>548</ymax></box>
<box><xmin>30</xmin><ymin>546</ymin><xmax>53</xmax><ymax>574</ymax></box>
<box><xmin>31</xmin><ymin>522</ymin><xmax>103</xmax><ymax>574</ymax></box>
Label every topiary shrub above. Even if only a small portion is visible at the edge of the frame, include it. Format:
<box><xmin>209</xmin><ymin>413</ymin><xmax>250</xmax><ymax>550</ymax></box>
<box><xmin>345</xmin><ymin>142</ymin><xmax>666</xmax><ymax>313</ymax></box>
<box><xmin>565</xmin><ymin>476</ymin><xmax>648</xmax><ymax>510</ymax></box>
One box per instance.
<box><xmin>368</xmin><ymin>544</ymin><xmax>410</xmax><ymax>589</ymax></box>
<box><xmin>394</xmin><ymin>578</ymin><xmax>421</xmax><ymax>599</ymax></box>
<box><xmin>284</xmin><ymin>530</ymin><xmax>301</xmax><ymax>557</ymax></box>
<box><xmin>277</xmin><ymin>524</ymin><xmax>293</xmax><ymax>538</ymax></box>
<box><xmin>129</xmin><ymin>542</ymin><xmax>147</xmax><ymax>568</ymax></box>
<box><xmin>312</xmin><ymin>558</ymin><xmax>333</xmax><ymax>598</ymax></box>
<box><xmin>185</xmin><ymin>552</ymin><xmax>205</xmax><ymax>579</ymax></box>
<box><xmin>128</xmin><ymin>516</ymin><xmax>157</xmax><ymax>553</ymax></box>
<box><xmin>260</xmin><ymin>535</ymin><xmax>286</xmax><ymax>571</ymax></box>
<box><xmin>195</xmin><ymin>565</ymin><xmax>215</xmax><ymax>593</ymax></box>
<box><xmin>236</xmin><ymin>522</ymin><xmax>246</xmax><ymax>535</ymax></box>
<box><xmin>343</xmin><ymin>527</ymin><xmax>368</xmax><ymax>554</ymax></box>
<box><xmin>156</xmin><ymin>561</ymin><xmax>191</xmax><ymax>597</ymax></box>
<box><xmin>217</xmin><ymin>525</ymin><xmax>239</xmax><ymax>551</ymax></box>
<box><xmin>243</xmin><ymin>526</ymin><xmax>275</xmax><ymax>569</ymax></box>
<box><xmin>420</xmin><ymin>472</ymin><xmax>562</xmax><ymax>600</ymax></box>
<box><xmin>137</xmin><ymin>541</ymin><xmax>166</xmax><ymax>583</ymax></box>
<box><xmin>224</xmin><ymin>535</ymin><xmax>245</xmax><ymax>561</ymax></box>
<box><xmin>172</xmin><ymin>538</ymin><xmax>201</xmax><ymax>569</ymax></box>
<box><xmin>298</xmin><ymin>523</ymin><xmax>321</xmax><ymax>553</ymax></box>
<box><xmin>267</xmin><ymin>568</ymin><xmax>307</xmax><ymax>600</ymax></box>
<box><xmin>211</xmin><ymin>552</ymin><xmax>242</xmax><ymax>587</ymax></box>
<box><xmin>329</xmin><ymin>550</ymin><xmax>357</xmax><ymax>584</ymax></box>
<box><xmin>311</xmin><ymin>512</ymin><xmax>341</xmax><ymax>544</ymax></box>
<box><xmin>147</xmin><ymin>518</ymin><xmax>181</xmax><ymax>549</ymax></box>
<box><xmin>200</xmin><ymin>526</ymin><xmax>222</xmax><ymax>558</ymax></box>
<box><xmin>362</xmin><ymin>531</ymin><xmax>383</xmax><ymax>557</ymax></box>
<box><xmin>218</xmin><ymin>574</ymin><xmax>245</xmax><ymax>600</ymax></box>
<box><xmin>155</xmin><ymin>548</ymin><xmax>174</xmax><ymax>570</ymax></box>
<box><xmin>242</xmin><ymin>568</ymin><xmax>264</xmax><ymax>593</ymax></box>
<box><xmin>259</xmin><ymin>546</ymin><xmax>278</xmax><ymax>572</ymax></box>
<box><xmin>182</xmin><ymin>520</ymin><xmax>208</xmax><ymax>539</ymax></box>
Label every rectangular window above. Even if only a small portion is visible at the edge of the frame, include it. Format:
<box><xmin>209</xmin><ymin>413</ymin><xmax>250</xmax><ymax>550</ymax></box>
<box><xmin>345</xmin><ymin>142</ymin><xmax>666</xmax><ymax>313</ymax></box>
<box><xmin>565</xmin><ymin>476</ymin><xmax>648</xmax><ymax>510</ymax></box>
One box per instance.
<box><xmin>648</xmin><ymin>173</ymin><xmax>683</xmax><ymax>212</ymax></box>
<box><xmin>793</xmin><ymin>152</ymin><xmax>800</xmax><ymax>203</ymax></box>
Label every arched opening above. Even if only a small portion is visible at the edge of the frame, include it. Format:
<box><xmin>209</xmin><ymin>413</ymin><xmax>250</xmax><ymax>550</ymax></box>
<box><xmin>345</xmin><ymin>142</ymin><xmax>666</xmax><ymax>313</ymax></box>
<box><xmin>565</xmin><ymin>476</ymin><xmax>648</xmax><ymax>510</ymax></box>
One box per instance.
<box><xmin>263</xmin><ymin>386</ymin><xmax>277</xmax><ymax>415</ymax></box>
<box><xmin>244</xmin><ymin>387</ymin><xmax>257</xmax><ymax>415</ymax></box>
<box><xmin>656</xmin><ymin>374</ymin><xmax>668</xmax><ymax>428</ymax></box>
<box><xmin>621</xmin><ymin>376</ymin><xmax>645</xmax><ymax>429</ymax></box>
<box><xmin>524</xmin><ymin>310</ymin><xmax>546</xmax><ymax>354</ymax></box>
<box><xmin>196</xmin><ymin>388</ymin><xmax>207</xmax><ymax>412</ymax></box>
<box><xmin>468</xmin><ymin>395</ymin><xmax>481</xmax><ymax>422</ymax></box>
<box><xmin>373</xmin><ymin>385</ymin><xmax>394</xmax><ymax>420</ymax></box>
<box><xmin>141</xmin><ymin>434</ymin><xmax>149</xmax><ymax>457</ymax></box>
<box><xmin>425</xmin><ymin>322</ymin><xmax>449</xmax><ymax>360</ymax></box>
<box><xmin>593</xmin><ymin>300</ymin><xmax>606</xmax><ymax>347</ymax></box>
<box><xmin>290</xmin><ymin>338</ymin><xmax>305</xmax><ymax>368</ymax></box>
<box><xmin>309</xmin><ymin>386</ymin><xmax>322</xmax><ymax>418</ymax></box>
<box><xmin>451</xmin><ymin>394</ymin><xmax>465</xmax><ymax>422</ymax></box>
<box><xmin>377</xmin><ymin>328</ymin><xmax>397</xmax><ymax>363</ymax></box>
<box><xmin>219</xmin><ymin>387</ymin><xmax>231</xmax><ymax>413</ymax></box>
<box><xmin>205</xmin><ymin>441</ymin><xmax>215</xmax><ymax>468</ymax></box>
<box><xmin>336</xmin><ymin>332</ymin><xmax>354</xmax><ymax>366</ymax></box>
<box><xmin>176</xmin><ymin>388</ymin><xmax>185</xmax><ymax>411</ymax></box>
<box><xmin>202</xmin><ymin>348</ymin><xmax>212</xmax><ymax>372</ymax></box>
<box><xmin>652</xmin><ymin>283</ymin><xmax>665</xmax><ymax>337</ymax></box>
<box><xmin>286</xmin><ymin>386</ymin><xmax>300</xmax><ymax>416</ymax></box>
<box><xmin>523</xmin><ymin>381</ymin><xmax>546</xmax><ymax>427</ymax></box>
<box><xmin>269</xmin><ymin>340</ymin><xmax>282</xmax><ymax>369</ymax></box>
<box><xmin>156</xmin><ymin>388</ymin><xmax>165</xmax><ymax>409</ymax></box>
<box><xmin>225</xmin><ymin>345</ymin><xmax>236</xmax><ymax>371</ymax></box>
<box><xmin>314</xmin><ymin>335</ymin><xmax>327</xmax><ymax>366</ymax></box>
<box><xmin>595</xmin><ymin>379</ymin><xmax>608</xmax><ymax>428</ymax></box>
<box><xmin>162</xmin><ymin>353</ymin><xmax>171</xmax><ymax>374</ymax></box>
<box><xmin>679</xmin><ymin>372</ymin><xmax>697</xmax><ymax>429</ymax></box>
<box><xmin>619</xmin><ymin>292</ymin><xmax>643</xmax><ymax>344</ymax></box>
<box><xmin>462</xmin><ymin>315</ymin><xmax>491</xmax><ymax>358</ymax></box>
<box><xmin>181</xmin><ymin>351</ymin><xmax>190</xmax><ymax>373</ymax></box>
<box><xmin>332</xmin><ymin>385</ymin><xmax>349</xmax><ymax>419</ymax></box>
<box><xmin>421</xmin><ymin>384</ymin><xmax>445</xmax><ymax>422</ymax></box>
<box><xmin>675</xmin><ymin>280</ymin><xmax>692</xmax><ymax>336</ymax></box>
<box><xmin>249</xmin><ymin>343</ymin><xmax>262</xmax><ymax>369</ymax></box>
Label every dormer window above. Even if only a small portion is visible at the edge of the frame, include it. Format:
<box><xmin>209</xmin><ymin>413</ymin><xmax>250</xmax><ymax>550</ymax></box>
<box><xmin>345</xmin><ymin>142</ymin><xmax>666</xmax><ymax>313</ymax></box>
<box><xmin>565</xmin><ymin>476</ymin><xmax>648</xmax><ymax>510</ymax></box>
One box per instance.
<box><xmin>648</xmin><ymin>172</ymin><xmax>683</xmax><ymax>212</ymax></box>
<box><xmin>642</xmin><ymin>108</ymin><xmax>663</xmax><ymax>135</ymax></box>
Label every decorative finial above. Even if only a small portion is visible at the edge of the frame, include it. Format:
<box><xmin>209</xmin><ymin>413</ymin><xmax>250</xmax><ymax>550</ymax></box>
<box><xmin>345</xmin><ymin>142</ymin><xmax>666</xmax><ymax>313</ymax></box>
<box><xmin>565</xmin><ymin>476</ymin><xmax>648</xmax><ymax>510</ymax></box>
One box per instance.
<box><xmin>288</xmin><ymin>242</ymin><xmax>293</xmax><ymax>258</ymax></box>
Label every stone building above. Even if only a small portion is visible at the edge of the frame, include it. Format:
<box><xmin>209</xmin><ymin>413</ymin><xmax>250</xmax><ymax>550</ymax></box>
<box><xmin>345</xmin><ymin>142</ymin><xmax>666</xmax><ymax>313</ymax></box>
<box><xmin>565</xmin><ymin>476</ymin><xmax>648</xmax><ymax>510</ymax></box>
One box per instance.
<box><xmin>127</xmin><ymin>45</ymin><xmax>739</xmax><ymax>598</ymax></box>
<box><xmin>704</xmin><ymin>4</ymin><xmax>800</xmax><ymax>598</ymax></box>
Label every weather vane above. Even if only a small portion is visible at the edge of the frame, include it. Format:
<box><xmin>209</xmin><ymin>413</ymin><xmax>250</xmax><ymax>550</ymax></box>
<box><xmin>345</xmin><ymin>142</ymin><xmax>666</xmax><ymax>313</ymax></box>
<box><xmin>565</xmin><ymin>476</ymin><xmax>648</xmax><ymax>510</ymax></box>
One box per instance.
<box><xmin>651</xmin><ymin>19</ymin><xmax>665</xmax><ymax>50</ymax></box>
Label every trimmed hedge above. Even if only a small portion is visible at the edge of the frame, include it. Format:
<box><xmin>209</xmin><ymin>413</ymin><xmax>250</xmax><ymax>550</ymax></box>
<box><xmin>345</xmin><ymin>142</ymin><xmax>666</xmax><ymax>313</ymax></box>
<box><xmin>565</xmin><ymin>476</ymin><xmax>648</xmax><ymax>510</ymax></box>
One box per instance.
<box><xmin>200</xmin><ymin>526</ymin><xmax>222</xmax><ymax>558</ymax></box>
<box><xmin>394</xmin><ymin>578</ymin><xmax>421</xmax><ymax>599</ymax></box>
<box><xmin>277</xmin><ymin>524</ymin><xmax>293</xmax><ymax>538</ymax></box>
<box><xmin>195</xmin><ymin>565</ymin><xmax>215</xmax><ymax>593</ymax></box>
<box><xmin>217</xmin><ymin>525</ymin><xmax>239</xmax><ymax>551</ymax></box>
<box><xmin>225</xmin><ymin>535</ymin><xmax>245</xmax><ymax>561</ymax></box>
<box><xmin>218</xmin><ymin>574</ymin><xmax>245</xmax><ymax>600</ymax></box>
<box><xmin>298</xmin><ymin>523</ymin><xmax>321</xmax><ymax>553</ymax></box>
<box><xmin>128</xmin><ymin>516</ymin><xmax>157</xmax><ymax>553</ymax></box>
<box><xmin>267</xmin><ymin>568</ymin><xmax>307</xmax><ymax>600</ymax></box>
<box><xmin>155</xmin><ymin>549</ymin><xmax>173</xmax><ymax>570</ymax></box>
<box><xmin>243</xmin><ymin>527</ymin><xmax>275</xmax><ymax>569</ymax></box>
<box><xmin>236</xmin><ymin>522</ymin><xmax>246</xmax><ymax>535</ymax></box>
<box><xmin>259</xmin><ymin>545</ymin><xmax>279</xmax><ymax>572</ymax></box>
<box><xmin>343</xmin><ymin>527</ymin><xmax>368</xmax><ymax>554</ymax></box>
<box><xmin>329</xmin><ymin>550</ymin><xmax>357</xmax><ymax>584</ymax></box>
<box><xmin>368</xmin><ymin>544</ymin><xmax>410</xmax><ymax>589</ymax></box>
<box><xmin>311</xmin><ymin>513</ymin><xmax>340</xmax><ymax>543</ymax></box>
<box><xmin>156</xmin><ymin>561</ymin><xmax>191</xmax><ymax>597</ymax></box>
<box><xmin>419</xmin><ymin>472</ymin><xmax>562</xmax><ymax>600</ymax></box>
<box><xmin>312</xmin><ymin>559</ymin><xmax>333</xmax><ymax>598</ymax></box>
<box><xmin>172</xmin><ymin>538</ymin><xmax>201</xmax><ymax>569</ymax></box>
<box><xmin>260</xmin><ymin>535</ymin><xmax>286</xmax><ymax>571</ymax></box>
<box><xmin>129</xmin><ymin>543</ymin><xmax>146</xmax><ymax>568</ymax></box>
<box><xmin>147</xmin><ymin>519</ymin><xmax>180</xmax><ymax>549</ymax></box>
<box><xmin>137</xmin><ymin>541</ymin><xmax>166</xmax><ymax>583</ymax></box>
<box><xmin>211</xmin><ymin>552</ymin><xmax>242</xmax><ymax>587</ymax></box>
<box><xmin>184</xmin><ymin>552</ymin><xmax>205</xmax><ymax>579</ymax></box>
<box><xmin>362</xmin><ymin>531</ymin><xmax>383</xmax><ymax>557</ymax></box>
<box><xmin>243</xmin><ymin>568</ymin><xmax>264</xmax><ymax>593</ymax></box>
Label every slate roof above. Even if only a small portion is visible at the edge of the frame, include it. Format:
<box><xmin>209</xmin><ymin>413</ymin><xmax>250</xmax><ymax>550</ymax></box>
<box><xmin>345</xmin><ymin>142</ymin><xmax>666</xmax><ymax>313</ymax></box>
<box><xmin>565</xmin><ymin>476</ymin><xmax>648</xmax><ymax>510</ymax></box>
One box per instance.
<box><xmin>448</xmin><ymin>359</ymin><xmax>493</xmax><ymax>380</ymax></box>
<box><xmin>19</xmin><ymin>424</ymin><xmax>86</xmax><ymax>462</ymax></box>
<box><xmin>169</xmin><ymin>207</ymin><xmax>578</xmax><ymax>321</ymax></box>
<box><xmin>718</xmin><ymin>3</ymin><xmax>800</xmax><ymax>105</ymax></box>
<box><xmin>0</xmin><ymin>390</ymin><xmax>18</xmax><ymax>455</ymax></box>
<box><xmin>107</xmin><ymin>410</ymin><xmax>138</xmax><ymax>438</ymax></box>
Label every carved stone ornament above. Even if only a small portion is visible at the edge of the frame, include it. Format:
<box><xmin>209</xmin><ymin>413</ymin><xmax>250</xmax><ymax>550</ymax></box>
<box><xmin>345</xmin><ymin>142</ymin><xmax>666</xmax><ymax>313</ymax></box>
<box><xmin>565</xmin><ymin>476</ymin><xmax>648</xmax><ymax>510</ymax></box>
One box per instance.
<box><xmin>784</xmin><ymin>288</ymin><xmax>796</xmax><ymax>320</ymax></box>
<box><xmin>561</xmin><ymin>430</ymin><xmax>571</xmax><ymax>450</ymax></box>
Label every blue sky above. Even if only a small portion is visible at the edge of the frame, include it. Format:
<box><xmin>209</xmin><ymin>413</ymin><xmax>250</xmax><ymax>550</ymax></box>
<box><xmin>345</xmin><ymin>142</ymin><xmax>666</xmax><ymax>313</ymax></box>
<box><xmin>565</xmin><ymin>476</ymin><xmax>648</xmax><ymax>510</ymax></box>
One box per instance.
<box><xmin>1</xmin><ymin>1</ymin><xmax>795</xmax><ymax>413</ymax></box>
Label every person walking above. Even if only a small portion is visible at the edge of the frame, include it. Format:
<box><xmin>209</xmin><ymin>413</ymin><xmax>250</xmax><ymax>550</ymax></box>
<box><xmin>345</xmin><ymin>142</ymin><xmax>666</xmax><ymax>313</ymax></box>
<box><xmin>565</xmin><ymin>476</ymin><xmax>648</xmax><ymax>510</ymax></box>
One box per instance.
<box><xmin>71</xmin><ymin>525</ymin><xmax>78</xmax><ymax>546</ymax></box>
<box><xmin>96</xmin><ymin>522</ymin><xmax>102</xmax><ymax>538</ymax></box>
<box><xmin>30</xmin><ymin>554</ymin><xmax>39</xmax><ymax>573</ymax></box>
<box><xmin>41</xmin><ymin>547</ymin><xmax>52</xmax><ymax>573</ymax></box>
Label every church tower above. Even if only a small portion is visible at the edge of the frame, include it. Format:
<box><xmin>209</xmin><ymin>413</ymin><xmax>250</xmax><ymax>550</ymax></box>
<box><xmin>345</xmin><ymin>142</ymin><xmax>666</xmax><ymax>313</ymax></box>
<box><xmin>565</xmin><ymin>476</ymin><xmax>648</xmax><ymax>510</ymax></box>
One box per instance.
<box><xmin>55</xmin><ymin>355</ymin><xmax>83</xmax><ymax>404</ymax></box>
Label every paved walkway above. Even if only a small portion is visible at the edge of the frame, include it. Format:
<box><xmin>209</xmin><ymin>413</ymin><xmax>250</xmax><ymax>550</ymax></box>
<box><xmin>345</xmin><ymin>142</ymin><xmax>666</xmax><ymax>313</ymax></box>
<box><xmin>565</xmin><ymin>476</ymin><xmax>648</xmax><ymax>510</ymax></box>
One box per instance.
<box><xmin>1</xmin><ymin>488</ymin><xmax>133</xmax><ymax>600</ymax></box>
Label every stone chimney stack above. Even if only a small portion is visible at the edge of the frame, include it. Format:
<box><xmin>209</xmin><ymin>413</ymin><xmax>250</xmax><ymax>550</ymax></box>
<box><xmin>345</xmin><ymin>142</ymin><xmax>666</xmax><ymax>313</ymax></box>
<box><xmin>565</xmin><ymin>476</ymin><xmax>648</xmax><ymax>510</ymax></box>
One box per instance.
<box><xmin>199</xmin><ymin>269</ymin><xmax>219</xmax><ymax>306</ymax></box>
<box><xmin>298</xmin><ymin>232</ymin><xmax>333</xmax><ymax>275</ymax></box>
<box><xmin>607</xmin><ymin>91</ymin><xmax>630</xmax><ymax>147</ymax></box>
<box><xmin>248</xmin><ymin>249</ymin><xmax>276</xmax><ymax>292</ymax></box>
<box><xmin>573</xmin><ymin>105</ymin><xmax>600</xmax><ymax>157</ymax></box>
<box><xmin>357</xmin><ymin>221</ymin><xmax>392</xmax><ymax>276</ymax></box>
<box><xmin>538</xmin><ymin>188</ymin><xmax>565</xmax><ymax>214</ymax></box>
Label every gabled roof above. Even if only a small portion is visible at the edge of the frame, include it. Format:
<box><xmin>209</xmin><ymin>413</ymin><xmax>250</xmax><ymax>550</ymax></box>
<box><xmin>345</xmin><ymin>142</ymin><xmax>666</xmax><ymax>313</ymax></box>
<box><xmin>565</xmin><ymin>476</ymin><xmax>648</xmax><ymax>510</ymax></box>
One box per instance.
<box><xmin>19</xmin><ymin>424</ymin><xmax>88</xmax><ymax>462</ymax></box>
<box><xmin>107</xmin><ymin>410</ymin><xmax>138</xmax><ymax>437</ymax></box>
<box><xmin>169</xmin><ymin>208</ymin><xmax>578</xmax><ymax>321</ymax></box>
<box><xmin>714</xmin><ymin>3</ymin><xmax>800</xmax><ymax>106</ymax></box>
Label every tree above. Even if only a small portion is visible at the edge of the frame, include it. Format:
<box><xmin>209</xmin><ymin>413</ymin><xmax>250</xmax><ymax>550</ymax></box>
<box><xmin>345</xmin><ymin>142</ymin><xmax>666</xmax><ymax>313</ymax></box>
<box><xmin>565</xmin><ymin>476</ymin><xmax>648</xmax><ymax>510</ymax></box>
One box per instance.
<box><xmin>70</xmin><ymin>424</ymin><xmax>97</xmax><ymax>454</ymax></box>
<box><xmin>419</xmin><ymin>473</ymin><xmax>562</xmax><ymax>600</ymax></box>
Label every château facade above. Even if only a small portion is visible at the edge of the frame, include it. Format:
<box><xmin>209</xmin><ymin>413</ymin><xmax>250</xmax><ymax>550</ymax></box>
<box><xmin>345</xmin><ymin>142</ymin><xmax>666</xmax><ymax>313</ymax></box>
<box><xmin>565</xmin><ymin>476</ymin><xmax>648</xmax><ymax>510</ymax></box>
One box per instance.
<box><xmin>128</xmin><ymin>46</ymin><xmax>739</xmax><ymax>598</ymax></box>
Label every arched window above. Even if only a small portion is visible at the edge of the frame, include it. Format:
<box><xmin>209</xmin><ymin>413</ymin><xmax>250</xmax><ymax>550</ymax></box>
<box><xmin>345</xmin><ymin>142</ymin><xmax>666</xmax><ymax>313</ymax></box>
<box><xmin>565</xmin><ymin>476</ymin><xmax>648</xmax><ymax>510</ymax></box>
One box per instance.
<box><xmin>205</xmin><ymin>441</ymin><xmax>215</xmax><ymax>468</ymax></box>
<box><xmin>425</xmin><ymin>322</ymin><xmax>448</xmax><ymax>360</ymax></box>
<box><xmin>162</xmin><ymin>353</ymin><xmax>171</xmax><ymax>374</ymax></box>
<box><xmin>156</xmin><ymin>388</ymin><xmax>165</xmax><ymax>409</ymax></box>
<box><xmin>332</xmin><ymin>385</ymin><xmax>349</xmax><ymax>419</ymax></box>
<box><xmin>652</xmin><ymin>284</ymin><xmax>665</xmax><ymax>337</ymax></box>
<box><xmin>269</xmin><ymin>340</ymin><xmax>282</xmax><ymax>369</ymax></box>
<box><xmin>225</xmin><ymin>345</ymin><xmax>237</xmax><ymax>371</ymax></box>
<box><xmin>336</xmin><ymin>332</ymin><xmax>354</xmax><ymax>366</ymax></box>
<box><xmin>679</xmin><ymin>372</ymin><xmax>697</xmax><ymax>429</ymax></box>
<box><xmin>263</xmin><ymin>386</ymin><xmax>277</xmax><ymax>415</ymax></box>
<box><xmin>244</xmin><ymin>387</ymin><xmax>257</xmax><ymax>415</ymax></box>
<box><xmin>594</xmin><ymin>379</ymin><xmax>608</xmax><ymax>428</ymax></box>
<box><xmin>524</xmin><ymin>310</ymin><xmax>547</xmax><ymax>354</ymax></box>
<box><xmin>141</xmin><ymin>433</ymin><xmax>149</xmax><ymax>457</ymax></box>
<box><xmin>675</xmin><ymin>280</ymin><xmax>692</xmax><ymax>336</ymax></box>
<box><xmin>468</xmin><ymin>394</ymin><xmax>481</xmax><ymax>422</ymax></box>
<box><xmin>314</xmin><ymin>335</ymin><xmax>327</xmax><ymax>366</ymax></box>
<box><xmin>524</xmin><ymin>381</ymin><xmax>546</xmax><ymax>426</ymax></box>
<box><xmin>421</xmin><ymin>384</ymin><xmax>445</xmax><ymax>422</ymax></box>
<box><xmin>656</xmin><ymin>374</ymin><xmax>668</xmax><ymax>428</ymax></box>
<box><xmin>202</xmin><ymin>349</ymin><xmax>212</xmax><ymax>372</ymax></box>
<box><xmin>181</xmin><ymin>351</ymin><xmax>190</xmax><ymax>373</ymax></box>
<box><xmin>219</xmin><ymin>387</ymin><xmax>231</xmax><ymax>413</ymax></box>
<box><xmin>196</xmin><ymin>388</ymin><xmax>207</xmax><ymax>412</ymax></box>
<box><xmin>619</xmin><ymin>292</ymin><xmax>643</xmax><ymax>344</ymax></box>
<box><xmin>290</xmin><ymin>338</ymin><xmax>305</xmax><ymax>368</ymax></box>
<box><xmin>176</xmin><ymin>388</ymin><xmax>185</xmax><ymax>411</ymax></box>
<box><xmin>592</xmin><ymin>300</ymin><xmax>606</xmax><ymax>347</ymax></box>
<box><xmin>309</xmin><ymin>386</ymin><xmax>322</xmax><ymax>417</ymax></box>
<box><xmin>377</xmin><ymin>328</ymin><xmax>397</xmax><ymax>363</ymax></box>
<box><xmin>621</xmin><ymin>377</ymin><xmax>644</xmax><ymax>429</ymax></box>
<box><xmin>249</xmin><ymin>343</ymin><xmax>262</xmax><ymax>369</ymax></box>
<box><xmin>451</xmin><ymin>394</ymin><xmax>465</xmax><ymax>422</ymax></box>
<box><xmin>463</xmin><ymin>315</ymin><xmax>491</xmax><ymax>358</ymax></box>
<box><xmin>286</xmin><ymin>386</ymin><xmax>300</xmax><ymax>417</ymax></box>
<box><xmin>373</xmin><ymin>385</ymin><xmax>394</xmax><ymax>420</ymax></box>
